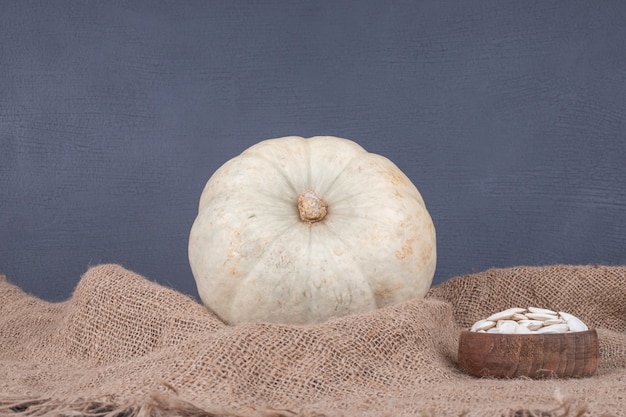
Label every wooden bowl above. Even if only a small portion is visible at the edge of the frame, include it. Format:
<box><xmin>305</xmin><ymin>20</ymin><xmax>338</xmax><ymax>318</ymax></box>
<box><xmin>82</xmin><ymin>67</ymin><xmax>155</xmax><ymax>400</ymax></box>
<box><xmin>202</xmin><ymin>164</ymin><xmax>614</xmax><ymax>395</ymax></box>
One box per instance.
<box><xmin>457</xmin><ymin>329</ymin><xmax>598</xmax><ymax>379</ymax></box>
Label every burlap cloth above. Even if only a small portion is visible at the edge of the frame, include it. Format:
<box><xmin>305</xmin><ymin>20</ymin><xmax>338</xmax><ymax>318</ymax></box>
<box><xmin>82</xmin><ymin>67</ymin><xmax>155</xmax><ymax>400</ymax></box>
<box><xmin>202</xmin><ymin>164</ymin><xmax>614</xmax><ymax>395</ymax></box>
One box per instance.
<box><xmin>1</xmin><ymin>264</ymin><xmax>624</xmax><ymax>416</ymax></box>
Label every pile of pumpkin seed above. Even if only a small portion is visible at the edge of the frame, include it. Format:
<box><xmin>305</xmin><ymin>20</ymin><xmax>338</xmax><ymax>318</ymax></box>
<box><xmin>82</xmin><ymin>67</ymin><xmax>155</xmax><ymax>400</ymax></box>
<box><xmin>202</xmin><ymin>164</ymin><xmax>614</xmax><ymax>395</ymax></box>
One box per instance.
<box><xmin>470</xmin><ymin>307</ymin><xmax>589</xmax><ymax>334</ymax></box>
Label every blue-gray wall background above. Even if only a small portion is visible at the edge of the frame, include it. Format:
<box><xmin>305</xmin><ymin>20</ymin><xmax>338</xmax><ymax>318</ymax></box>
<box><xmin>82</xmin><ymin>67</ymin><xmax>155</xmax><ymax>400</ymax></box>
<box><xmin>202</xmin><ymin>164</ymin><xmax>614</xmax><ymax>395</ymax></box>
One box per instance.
<box><xmin>1</xmin><ymin>1</ymin><xmax>625</xmax><ymax>302</ymax></box>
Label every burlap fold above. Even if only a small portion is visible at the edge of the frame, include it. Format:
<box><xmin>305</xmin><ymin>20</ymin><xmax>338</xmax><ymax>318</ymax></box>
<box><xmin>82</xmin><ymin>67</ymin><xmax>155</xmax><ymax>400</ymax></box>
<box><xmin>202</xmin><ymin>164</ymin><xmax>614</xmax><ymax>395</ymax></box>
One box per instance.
<box><xmin>1</xmin><ymin>264</ymin><xmax>625</xmax><ymax>416</ymax></box>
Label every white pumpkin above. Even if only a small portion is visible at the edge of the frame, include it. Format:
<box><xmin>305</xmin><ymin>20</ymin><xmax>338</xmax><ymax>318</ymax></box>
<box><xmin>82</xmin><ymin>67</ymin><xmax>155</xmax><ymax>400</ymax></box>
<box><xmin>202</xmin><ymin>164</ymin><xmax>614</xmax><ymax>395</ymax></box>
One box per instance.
<box><xmin>188</xmin><ymin>136</ymin><xmax>436</xmax><ymax>325</ymax></box>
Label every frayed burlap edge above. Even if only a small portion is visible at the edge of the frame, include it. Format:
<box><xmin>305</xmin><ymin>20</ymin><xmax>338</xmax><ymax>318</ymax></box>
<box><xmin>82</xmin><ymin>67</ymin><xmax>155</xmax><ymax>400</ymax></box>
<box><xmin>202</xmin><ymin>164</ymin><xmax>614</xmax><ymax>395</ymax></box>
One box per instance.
<box><xmin>0</xmin><ymin>393</ymin><xmax>233</xmax><ymax>417</ymax></box>
<box><xmin>1</xmin><ymin>389</ymin><xmax>336</xmax><ymax>417</ymax></box>
<box><xmin>0</xmin><ymin>393</ymin><xmax>611</xmax><ymax>417</ymax></box>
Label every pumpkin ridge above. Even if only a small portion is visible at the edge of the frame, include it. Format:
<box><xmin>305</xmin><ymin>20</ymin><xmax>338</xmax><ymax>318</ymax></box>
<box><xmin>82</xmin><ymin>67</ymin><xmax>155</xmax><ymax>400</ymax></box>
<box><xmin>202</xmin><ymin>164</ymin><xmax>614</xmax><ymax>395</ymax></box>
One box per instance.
<box><xmin>225</xmin><ymin>219</ymin><xmax>305</xmax><ymax>322</ymax></box>
<box><xmin>313</xmin><ymin>152</ymin><xmax>362</xmax><ymax>200</ymax></box>
<box><xmin>250</xmin><ymin>152</ymin><xmax>300</xmax><ymax>197</ymax></box>
<box><xmin>316</xmin><ymin>221</ymin><xmax>373</xmax><ymax>305</ymax></box>
<box><xmin>305</xmin><ymin>221</ymin><xmax>314</xmax><ymax>317</ymax></box>
<box><xmin>305</xmin><ymin>137</ymin><xmax>313</xmax><ymax>193</ymax></box>
<box><xmin>319</xmin><ymin>153</ymin><xmax>407</xmax><ymax>206</ymax></box>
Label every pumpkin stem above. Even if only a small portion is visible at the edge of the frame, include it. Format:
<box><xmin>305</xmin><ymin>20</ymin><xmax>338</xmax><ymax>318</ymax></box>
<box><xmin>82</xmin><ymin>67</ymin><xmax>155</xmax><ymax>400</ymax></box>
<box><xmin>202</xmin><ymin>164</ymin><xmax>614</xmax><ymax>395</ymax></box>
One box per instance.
<box><xmin>298</xmin><ymin>190</ymin><xmax>328</xmax><ymax>223</ymax></box>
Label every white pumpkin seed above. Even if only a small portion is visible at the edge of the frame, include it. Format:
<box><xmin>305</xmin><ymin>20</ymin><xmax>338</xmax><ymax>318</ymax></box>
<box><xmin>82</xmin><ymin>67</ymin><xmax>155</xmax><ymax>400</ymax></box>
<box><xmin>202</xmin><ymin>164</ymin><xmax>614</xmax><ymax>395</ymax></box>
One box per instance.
<box><xmin>496</xmin><ymin>320</ymin><xmax>518</xmax><ymax>334</ymax></box>
<box><xmin>514</xmin><ymin>324</ymin><xmax>533</xmax><ymax>334</ymax></box>
<box><xmin>565</xmin><ymin>316</ymin><xmax>589</xmax><ymax>332</ymax></box>
<box><xmin>535</xmin><ymin>323</ymin><xmax>569</xmax><ymax>334</ymax></box>
<box><xmin>470</xmin><ymin>319</ymin><xmax>496</xmax><ymax>332</ymax></box>
<box><xmin>486</xmin><ymin>307</ymin><xmax>527</xmax><ymax>321</ymax></box>
<box><xmin>543</xmin><ymin>318</ymin><xmax>565</xmax><ymax>326</ymax></box>
<box><xmin>518</xmin><ymin>319</ymin><xmax>543</xmax><ymax>331</ymax></box>
<box><xmin>528</xmin><ymin>307</ymin><xmax>558</xmax><ymax>315</ymax></box>
<box><xmin>525</xmin><ymin>312</ymin><xmax>559</xmax><ymax>321</ymax></box>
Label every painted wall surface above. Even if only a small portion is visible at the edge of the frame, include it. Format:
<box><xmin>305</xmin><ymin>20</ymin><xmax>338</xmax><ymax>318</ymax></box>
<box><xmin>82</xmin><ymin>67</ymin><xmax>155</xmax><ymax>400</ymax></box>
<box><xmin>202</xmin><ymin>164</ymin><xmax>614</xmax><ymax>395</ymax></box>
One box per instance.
<box><xmin>1</xmin><ymin>1</ymin><xmax>625</xmax><ymax>302</ymax></box>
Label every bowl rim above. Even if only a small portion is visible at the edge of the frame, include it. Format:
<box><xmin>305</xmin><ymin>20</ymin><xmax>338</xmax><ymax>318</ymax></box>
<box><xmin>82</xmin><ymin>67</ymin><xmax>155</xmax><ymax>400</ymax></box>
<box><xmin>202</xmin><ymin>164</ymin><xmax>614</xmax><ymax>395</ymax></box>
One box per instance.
<box><xmin>459</xmin><ymin>328</ymin><xmax>597</xmax><ymax>338</ymax></box>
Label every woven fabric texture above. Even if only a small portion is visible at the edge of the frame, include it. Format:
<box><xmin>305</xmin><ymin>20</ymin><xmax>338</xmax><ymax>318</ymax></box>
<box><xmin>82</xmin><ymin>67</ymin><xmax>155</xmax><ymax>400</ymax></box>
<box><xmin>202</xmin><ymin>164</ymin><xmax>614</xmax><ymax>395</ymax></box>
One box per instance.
<box><xmin>1</xmin><ymin>264</ymin><xmax>625</xmax><ymax>416</ymax></box>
